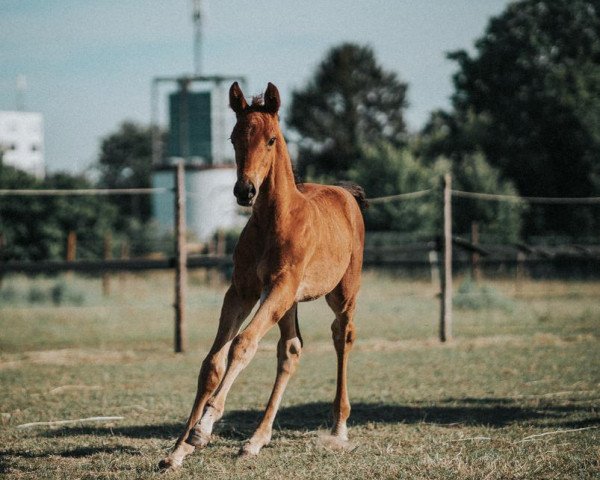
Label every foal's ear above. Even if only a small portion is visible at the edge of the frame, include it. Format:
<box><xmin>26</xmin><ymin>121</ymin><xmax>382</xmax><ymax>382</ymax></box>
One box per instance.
<box><xmin>264</xmin><ymin>82</ymin><xmax>280</xmax><ymax>114</ymax></box>
<box><xmin>229</xmin><ymin>82</ymin><xmax>248</xmax><ymax>115</ymax></box>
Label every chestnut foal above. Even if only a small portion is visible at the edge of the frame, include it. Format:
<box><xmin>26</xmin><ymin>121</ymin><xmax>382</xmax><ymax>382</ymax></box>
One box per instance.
<box><xmin>160</xmin><ymin>82</ymin><xmax>365</xmax><ymax>470</ymax></box>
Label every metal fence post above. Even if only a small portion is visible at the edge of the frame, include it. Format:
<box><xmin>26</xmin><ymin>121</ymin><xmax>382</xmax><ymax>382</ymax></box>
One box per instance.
<box><xmin>174</xmin><ymin>160</ymin><xmax>188</xmax><ymax>353</ymax></box>
<box><xmin>440</xmin><ymin>174</ymin><xmax>453</xmax><ymax>342</ymax></box>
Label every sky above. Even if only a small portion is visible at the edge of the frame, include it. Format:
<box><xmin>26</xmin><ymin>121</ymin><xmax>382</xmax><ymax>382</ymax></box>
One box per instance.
<box><xmin>0</xmin><ymin>0</ymin><xmax>511</xmax><ymax>174</ymax></box>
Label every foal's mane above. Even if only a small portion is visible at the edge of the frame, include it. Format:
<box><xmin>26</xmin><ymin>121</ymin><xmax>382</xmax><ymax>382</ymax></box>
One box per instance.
<box><xmin>242</xmin><ymin>94</ymin><xmax>281</xmax><ymax>116</ymax></box>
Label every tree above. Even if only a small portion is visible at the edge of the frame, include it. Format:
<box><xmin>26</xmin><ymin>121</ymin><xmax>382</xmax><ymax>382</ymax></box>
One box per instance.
<box><xmin>96</xmin><ymin>121</ymin><xmax>155</xmax><ymax>223</ymax></box>
<box><xmin>0</xmin><ymin>164</ymin><xmax>117</xmax><ymax>261</ymax></box>
<box><xmin>348</xmin><ymin>143</ymin><xmax>523</xmax><ymax>241</ymax></box>
<box><xmin>425</xmin><ymin>0</ymin><xmax>600</xmax><ymax>237</ymax></box>
<box><xmin>287</xmin><ymin>43</ymin><xmax>408</xmax><ymax>180</ymax></box>
<box><xmin>348</xmin><ymin>143</ymin><xmax>436</xmax><ymax>235</ymax></box>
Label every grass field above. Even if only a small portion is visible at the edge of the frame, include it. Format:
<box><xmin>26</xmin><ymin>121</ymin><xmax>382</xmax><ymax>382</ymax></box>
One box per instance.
<box><xmin>0</xmin><ymin>271</ymin><xmax>598</xmax><ymax>479</ymax></box>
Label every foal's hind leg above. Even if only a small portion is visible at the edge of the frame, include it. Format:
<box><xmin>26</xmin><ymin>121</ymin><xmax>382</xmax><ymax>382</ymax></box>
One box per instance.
<box><xmin>326</xmin><ymin>284</ymin><xmax>358</xmax><ymax>441</ymax></box>
<box><xmin>240</xmin><ymin>303</ymin><xmax>302</xmax><ymax>457</ymax></box>
<box><xmin>159</xmin><ymin>286</ymin><xmax>257</xmax><ymax>470</ymax></box>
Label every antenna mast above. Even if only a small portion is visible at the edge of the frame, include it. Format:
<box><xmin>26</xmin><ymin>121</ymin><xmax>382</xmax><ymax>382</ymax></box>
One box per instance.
<box><xmin>16</xmin><ymin>74</ymin><xmax>27</xmax><ymax>111</ymax></box>
<box><xmin>192</xmin><ymin>0</ymin><xmax>203</xmax><ymax>75</ymax></box>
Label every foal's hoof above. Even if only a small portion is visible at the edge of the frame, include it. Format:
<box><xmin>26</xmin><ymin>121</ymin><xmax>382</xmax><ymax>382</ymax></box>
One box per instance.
<box><xmin>238</xmin><ymin>442</ymin><xmax>261</xmax><ymax>458</ymax></box>
<box><xmin>158</xmin><ymin>456</ymin><xmax>181</xmax><ymax>471</ymax></box>
<box><xmin>158</xmin><ymin>442</ymin><xmax>195</xmax><ymax>471</ymax></box>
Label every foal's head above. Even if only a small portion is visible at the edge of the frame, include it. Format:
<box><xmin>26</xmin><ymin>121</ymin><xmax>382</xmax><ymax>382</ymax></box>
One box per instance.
<box><xmin>229</xmin><ymin>82</ymin><xmax>282</xmax><ymax>207</ymax></box>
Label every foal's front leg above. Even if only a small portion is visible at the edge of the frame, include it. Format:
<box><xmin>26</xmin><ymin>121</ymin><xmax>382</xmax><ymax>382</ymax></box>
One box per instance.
<box><xmin>159</xmin><ymin>286</ymin><xmax>257</xmax><ymax>470</ymax></box>
<box><xmin>193</xmin><ymin>279</ymin><xmax>298</xmax><ymax>449</ymax></box>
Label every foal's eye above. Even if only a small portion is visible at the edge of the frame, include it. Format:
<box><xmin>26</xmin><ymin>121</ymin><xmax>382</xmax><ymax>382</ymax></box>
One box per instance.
<box><xmin>267</xmin><ymin>136</ymin><xmax>276</xmax><ymax>147</ymax></box>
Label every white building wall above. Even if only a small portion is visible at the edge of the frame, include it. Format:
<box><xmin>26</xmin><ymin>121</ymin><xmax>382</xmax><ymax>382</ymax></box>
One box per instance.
<box><xmin>152</xmin><ymin>167</ymin><xmax>247</xmax><ymax>242</ymax></box>
<box><xmin>210</xmin><ymin>84</ymin><xmax>236</xmax><ymax>165</ymax></box>
<box><xmin>0</xmin><ymin>111</ymin><xmax>45</xmax><ymax>178</ymax></box>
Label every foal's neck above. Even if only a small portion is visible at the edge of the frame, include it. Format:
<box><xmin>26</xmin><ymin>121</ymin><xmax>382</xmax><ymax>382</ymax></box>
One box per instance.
<box><xmin>253</xmin><ymin>135</ymin><xmax>298</xmax><ymax>224</ymax></box>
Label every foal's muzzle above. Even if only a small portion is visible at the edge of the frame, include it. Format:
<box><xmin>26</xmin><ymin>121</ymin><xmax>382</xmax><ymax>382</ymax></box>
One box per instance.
<box><xmin>233</xmin><ymin>179</ymin><xmax>257</xmax><ymax>206</ymax></box>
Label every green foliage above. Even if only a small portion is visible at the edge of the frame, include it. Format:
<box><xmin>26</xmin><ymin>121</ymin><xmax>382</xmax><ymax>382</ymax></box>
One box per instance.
<box><xmin>348</xmin><ymin>143</ymin><xmax>436</xmax><ymax>235</ymax></box>
<box><xmin>425</xmin><ymin>0</ymin><xmax>600</xmax><ymax>237</ymax></box>
<box><xmin>0</xmin><ymin>278</ymin><xmax>86</xmax><ymax>306</ymax></box>
<box><xmin>347</xmin><ymin>142</ymin><xmax>522</xmax><ymax>241</ymax></box>
<box><xmin>0</xmin><ymin>164</ymin><xmax>118</xmax><ymax>261</ymax></box>
<box><xmin>50</xmin><ymin>279</ymin><xmax>85</xmax><ymax>306</ymax></box>
<box><xmin>445</xmin><ymin>152</ymin><xmax>525</xmax><ymax>242</ymax></box>
<box><xmin>96</xmin><ymin>121</ymin><xmax>157</xmax><ymax>224</ymax></box>
<box><xmin>288</xmin><ymin>43</ymin><xmax>408</xmax><ymax>180</ymax></box>
<box><xmin>27</xmin><ymin>285</ymin><xmax>46</xmax><ymax>304</ymax></box>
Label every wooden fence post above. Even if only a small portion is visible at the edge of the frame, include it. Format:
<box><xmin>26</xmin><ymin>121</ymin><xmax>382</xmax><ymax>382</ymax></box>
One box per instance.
<box><xmin>102</xmin><ymin>232</ymin><xmax>112</xmax><ymax>297</ymax></box>
<box><xmin>66</xmin><ymin>231</ymin><xmax>77</xmax><ymax>262</ymax></box>
<box><xmin>119</xmin><ymin>240</ymin><xmax>130</xmax><ymax>288</ymax></box>
<box><xmin>471</xmin><ymin>221</ymin><xmax>481</xmax><ymax>282</ymax></box>
<box><xmin>174</xmin><ymin>160</ymin><xmax>188</xmax><ymax>353</ymax></box>
<box><xmin>0</xmin><ymin>232</ymin><xmax>4</xmax><ymax>288</ymax></box>
<box><xmin>516</xmin><ymin>250</ymin><xmax>526</xmax><ymax>295</ymax></box>
<box><xmin>440</xmin><ymin>174</ymin><xmax>453</xmax><ymax>342</ymax></box>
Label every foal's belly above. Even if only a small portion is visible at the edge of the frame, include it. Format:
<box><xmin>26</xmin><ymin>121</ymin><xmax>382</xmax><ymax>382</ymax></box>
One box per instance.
<box><xmin>294</xmin><ymin>256</ymin><xmax>350</xmax><ymax>302</ymax></box>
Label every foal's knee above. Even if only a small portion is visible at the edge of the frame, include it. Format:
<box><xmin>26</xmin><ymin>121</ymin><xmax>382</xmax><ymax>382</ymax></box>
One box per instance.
<box><xmin>230</xmin><ymin>332</ymin><xmax>258</xmax><ymax>367</ymax></box>
<box><xmin>277</xmin><ymin>337</ymin><xmax>302</xmax><ymax>374</ymax></box>
<box><xmin>199</xmin><ymin>354</ymin><xmax>226</xmax><ymax>392</ymax></box>
<box><xmin>331</xmin><ymin>319</ymin><xmax>356</xmax><ymax>352</ymax></box>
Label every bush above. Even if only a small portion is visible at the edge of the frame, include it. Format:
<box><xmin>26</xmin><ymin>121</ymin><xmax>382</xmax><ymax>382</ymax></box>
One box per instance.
<box><xmin>453</xmin><ymin>277</ymin><xmax>515</xmax><ymax>312</ymax></box>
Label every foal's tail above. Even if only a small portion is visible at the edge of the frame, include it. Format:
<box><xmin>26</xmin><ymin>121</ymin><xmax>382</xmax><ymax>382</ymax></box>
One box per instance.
<box><xmin>336</xmin><ymin>181</ymin><xmax>369</xmax><ymax>211</ymax></box>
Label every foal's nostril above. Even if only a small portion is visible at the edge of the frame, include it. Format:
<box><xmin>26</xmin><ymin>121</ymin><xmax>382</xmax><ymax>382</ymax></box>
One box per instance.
<box><xmin>234</xmin><ymin>180</ymin><xmax>256</xmax><ymax>203</ymax></box>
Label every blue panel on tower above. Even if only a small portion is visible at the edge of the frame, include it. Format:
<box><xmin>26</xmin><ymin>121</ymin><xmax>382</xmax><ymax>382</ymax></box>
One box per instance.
<box><xmin>168</xmin><ymin>91</ymin><xmax>212</xmax><ymax>163</ymax></box>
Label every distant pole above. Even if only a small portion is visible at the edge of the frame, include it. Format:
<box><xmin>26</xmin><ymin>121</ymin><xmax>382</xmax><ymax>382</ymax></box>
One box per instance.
<box><xmin>16</xmin><ymin>75</ymin><xmax>26</xmax><ymax>111</ymax></box>
<box><xmin>174</xmin><ymin>160</ymin><xmax>188</xmax><ymax>353</ymax></box>
<box><xmin>0</xmin><ymin>232</ymin><xmax>5</xmax><ymax>288</ymax></box>
<box><xmin>66</xmin><ymin>231</ymin><xmax>77</xmax><ymax>279</ymax></box>
<box><xmin>471</xmin><ymin>221</ymin><xmax>481</xmax><ymax>282</ymax></box>
<box><xmin>119</xmin><ymin>239</ymin><xmax>130</xmax><ymax>289</ymax></box>
<box><xmin>192</xmin><ymin>0</ymin><xmax>203</xmax><ymax>75</ymax></box>
<box><xmin>516</xmin><ymin>251</ymin><xmax>526</xmax><ymax>296</ymax></box>
<box><xmin>440</xmin><ymin>174</ymin><xmax>453</xmax><ymax>342</ymax></box>
<box><xmin>66</xmin><ymin>231</ymin><xmax>77</xmax><ymax>262</ymax></box>
<box><xmin>102</xmin><ymin>232</ymin><xmax>112</xmax><ymax>297</ymax></box>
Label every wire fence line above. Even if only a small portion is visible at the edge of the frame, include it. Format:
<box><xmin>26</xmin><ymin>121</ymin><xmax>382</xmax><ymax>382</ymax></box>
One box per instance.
<box><xmin>451</xmin><ymin>189</ymin><xmax>600</xmax><ymax>205</ymax></box>
<box><xmin>367</xmin><ymin>189</ymin><xmax>433</xmax><ymax>203</ymax></box>
<box><xmin>0</xmin><ymin>187</ymin><xmax>170</xmax><ymax>196</ymax></box>
<box><xmin>1</xmin><ymin>185</ymin><xmax>600</xmax><ymax>205</ymax></box>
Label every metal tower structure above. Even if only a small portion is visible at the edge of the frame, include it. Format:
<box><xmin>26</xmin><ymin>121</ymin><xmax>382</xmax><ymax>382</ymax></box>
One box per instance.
<box><xmin>192</xmin><ymin>0</ymin><xmax>203</xmax><ymax>75</ymax></box>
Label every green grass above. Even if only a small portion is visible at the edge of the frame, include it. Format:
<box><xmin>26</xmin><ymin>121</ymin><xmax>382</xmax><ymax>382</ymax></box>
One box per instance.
<box><xmin>0</xmin><ymin>272</ymin><xmax>598</xmax><ymax>479</ymax></box>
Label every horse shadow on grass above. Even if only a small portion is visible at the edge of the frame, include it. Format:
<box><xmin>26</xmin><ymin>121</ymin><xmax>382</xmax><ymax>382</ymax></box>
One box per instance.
<box><xmin>37</xmin><ymin>397</ymin><xmax>599</xmax><ymax>441</ymax></box>
<box><xmin>0</xmin><ymin>446</ymin><xmax>141</xmax><ymax>474</ymax></box>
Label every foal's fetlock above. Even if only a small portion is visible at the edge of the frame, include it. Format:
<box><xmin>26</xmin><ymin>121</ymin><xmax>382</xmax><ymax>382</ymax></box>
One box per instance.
<box><xmin>187</xmin><ymin>404</ymin><xmax>223</xmax><ymax>447</ymax></box>
<box><xmin>186</xmin><ymin>426</ymin><xmax>211</xmax><ymax>447</ymax></box>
